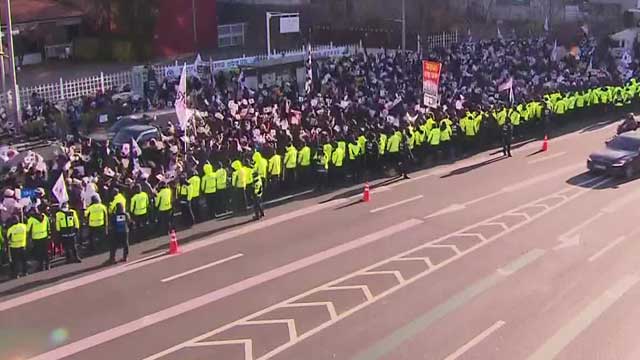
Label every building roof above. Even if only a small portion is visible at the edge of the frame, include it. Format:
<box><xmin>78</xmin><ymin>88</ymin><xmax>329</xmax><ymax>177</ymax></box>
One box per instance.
<box><xmin>2</xmin><ymin>0</ymin><xmax>85</xmax><ymax>25</ymax></box>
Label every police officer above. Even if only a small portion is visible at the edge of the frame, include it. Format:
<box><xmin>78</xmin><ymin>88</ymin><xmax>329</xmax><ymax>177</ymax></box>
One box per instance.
<box><xmin>109</xmin><ymin>187</ymin><xmax>126</xmax><ymax>215</ymax></box>
<box><xmin>215</xmin><ymin>161</ymin><xmax>229</xmax><ymax>215</ymax></box>
<box><xmin>501</xmin><ymin>118</ymin><xmax>514</xmax><ymax>157</ymax></box>
<box><xmin>178</xmin><ymin>176</ymin><xmax>194</xmax><ymax>227</ymax></box>
<box><xmin>283</xmin><ymin>142</ymin><xmax>298</xmax><ymax>189</ymax></box>
<box><xmin>253</xmin><ymin>171</ymin><xmax>265</xmax><ymax>221</ymax></box>
<box><xmin>85</xmin><ymin>195</ymin><xmax>108</xmax><ymax>252</ymax></box>
<box><xmin>268</xmin><ymin>151</ymin><xmax>282</xmax><ymax>198</ymax></box>
<box><xmin>331</xmin><ymin>141</ymin><xmax>345</xmax><ymax>187</ymax></box>
<box><xmin>129</xmin><ymin>184</ymin><xmax>149</xmax><ymax>241</ymax></box>
<box><xmin>155</xmin><ymin>181</ymin><xmax>173</xmax><ymax>234</ymax></box>
<box><xmin>187</xmin><ymin>170</ymin><xmax>201</xmax><ymax>223</ymax></box>
<box><xmin>201</xmin><ymin>162</ymin><xmax>218</xmax><ymax>219</ymax></box>
<box><xmin>297</xmin><ymin>140</ymin><xmax>312</xmax><ymax>185</ymax></box>
<box><xmin>231</xmin><ymin>160</ymin><xmax>247</xmax><ymax>214</ymax></box>
<box><xmin>56</xmin><ymin>202</ymin><xmax>81</xmax><ymax>264</ymax></box>
<box><xmin>107</xmin><ymin>202</ymin><xmax>130</xmax><ymax>264</ymax></box>
<box><xmin>6</xmin><ymin>216</ymin><xmax>27</xmax><ymax>278</ymax></box>
<box><xmin>27</xmin><ymin>208</ymin><xmax>51</xmax><ymax>271</ymax></box>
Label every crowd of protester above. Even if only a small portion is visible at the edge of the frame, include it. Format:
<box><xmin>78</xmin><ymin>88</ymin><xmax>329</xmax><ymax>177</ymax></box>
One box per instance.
<box><xmin>4</xmin><ymin>33</ymin><xmax>640</xmax><ymax>279</ymax></box>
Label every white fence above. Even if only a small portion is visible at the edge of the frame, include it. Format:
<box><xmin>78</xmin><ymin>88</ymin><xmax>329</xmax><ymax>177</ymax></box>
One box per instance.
<box><xmin>152</xmin><ymin>43</ymin><xmax>356</xmax><ymax>80</ymax></box>
<box><xmin>422</xmin><ymin>31</ymin><xmax>459</xmax><ymax>50</ymax></box>
<box><xmin>0</xmin><ymin>71</ymin><xmax>133</xmax><ymax>109</ymax></box>
<box><xmin>1</xmin><ymin>44</ymin><xmax>358</xmax><ymax>110</ymax></box>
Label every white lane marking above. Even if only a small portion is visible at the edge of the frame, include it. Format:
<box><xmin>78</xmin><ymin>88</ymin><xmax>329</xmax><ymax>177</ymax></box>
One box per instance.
<box><xmin>143</xmin><ymin>178</ymin><xmax>605</xmax><ymax>360</ymax></box>
<box><xmin>527</xmin><ymin>152</ymin><xmax>567</xmax><ymax>165</ymax></box>
<box><xmin>426</xmin><ymin>163</ymin><xmax>583</xmax><ymax>219</ymax></box>
<box><xmin>555</xmin><ymin>188</ymin><xmax>640</xmax><ymax>251</ymax></box>
<box><xmin>187</xmin><ymin>339</ymin><xmax>253</xmax><ymax>360</ymax></box>
<box><xmin>443</xmin><ymin>321</ymin><xmax>507</xmax><ymax>360</ymax></box>
<box><xmin>370</xmin><ymin>195</ymin><xmax>424</xmax><ymax>213</ymax></box>
<box><xmin>588</xmin><ymin>236</ymin><xmax>627</xmax><ymax>262</ymax></box>
<box><xmin>587</xmin><ymin>226</ymin><xmax>640</xmax><ymax>262</ymax></box>
<box><xmin>0</xmin><ymin>198</ymin><xmax>347</xmax><ymax>313</ymax></box>
<box><xmin>27</xmin><ymin>219</ymin><xmax>422</xmax><ymax>360</ymax></box>
<box><xmin>351</xmin><ymin>251</ymin><xmax>543</xmax><ymax>360</ymax></box>
<box><xmin>558</xmin><ymin>212</ymin><xmax>605</xmax><ymax>242</ymax></box>
<box><xmin>161</xmin><ymin>253</ymin><xmax>244</xmax><ymax>283</ymax></box>
<box><xmin>554</xmin><ymin>234</ymin><xmax>582</xmax><ymax>251</ymax></box>
<box><xmin>526</xmin><ymin>274</ymin><xmax>640</xmax><ymax>360</ymax></box>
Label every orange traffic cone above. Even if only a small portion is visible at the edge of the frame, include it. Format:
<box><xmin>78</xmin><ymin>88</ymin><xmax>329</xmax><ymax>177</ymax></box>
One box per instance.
<box><xmin>363</xmin><ymin>183</ymin><xmax>371</xmax><ymax>202</ymax></box>
<box><xmin>541</xmin><ymin>135</ymin><xmax>549</xmax><ymax>152</ymax></box>
<box><xmin>168</xmin><ymin>229</ymin><xmax>180</xmax><ymax>255</ymax></box>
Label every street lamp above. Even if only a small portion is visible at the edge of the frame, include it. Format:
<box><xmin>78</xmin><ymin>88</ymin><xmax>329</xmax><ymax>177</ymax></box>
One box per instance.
<box><xmin>402</xmin><ymin>0</ymin><xmax>406</xmax><ymax>51</ymax></box>
<box><xmin>265</xmin><ymin>11</ymin><xmax>300</xmax><ymax>57</ymax></box>
<box><xmin>1</xmin><ymin>0</ymin><xmax>19</xmax><ymax>127</ymax></box>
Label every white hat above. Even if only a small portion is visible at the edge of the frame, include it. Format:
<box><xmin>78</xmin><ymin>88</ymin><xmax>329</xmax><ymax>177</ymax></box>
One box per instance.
<box><xmin>3</xmin><ymin>189</ymin><xmax>14</xmax><ymax>197</ymax></box>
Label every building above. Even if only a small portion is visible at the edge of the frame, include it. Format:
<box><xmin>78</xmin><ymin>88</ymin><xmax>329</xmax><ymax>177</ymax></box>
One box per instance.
<box><xmin>1</xmin><ymin>0</ymin><xmax>85</xmax><ymax>65</ymax></box>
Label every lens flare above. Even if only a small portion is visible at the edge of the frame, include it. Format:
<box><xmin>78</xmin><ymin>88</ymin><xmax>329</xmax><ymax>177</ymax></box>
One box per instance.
<box><xmin>49</xmin><ymin>328</ymin><xmax>69</xmax><ymax>346</ymax></box>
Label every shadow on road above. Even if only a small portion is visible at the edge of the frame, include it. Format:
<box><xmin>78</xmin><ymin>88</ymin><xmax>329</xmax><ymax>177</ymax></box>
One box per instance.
<box><xmin>527</xmin><ymin>149</ymin><xmax>546</xmax><ymax>157</ymax></box>
<box><xmin>441</xmin><ymin>156</ymin><xmax>507</xmax><ymax>178</ymax></box>
<box><xmin>320</xmin><ymin>176</ymin><xmax>406</xmax><ymax>203</ymax></box>
<box><xmin>334</xmin><ymin>199</ymin><xmax>364</xmax><ymax>210</ymax></box>
<box><xmin>566</xmin><ymin>172</ymin><xmax>624</xmax><ymax>189</ymax></box>
<box><xmin>0</xmin><ymin>263</ymin><xmax>108</xmax><ymax>297</ymax></box>
<box><xmin>141</xmin><ymin>218</ymin><xmax>255</xmax><ymax>255</ymax></box>
<box><xmin>489</xmin><ymin>139</ymin><xmax>539</xmax><ymax>156</ymax></box>
<box><xmin>580</xmin><ymin>119</ymin><xmax>618</xmax><ymax>133</ymax></box>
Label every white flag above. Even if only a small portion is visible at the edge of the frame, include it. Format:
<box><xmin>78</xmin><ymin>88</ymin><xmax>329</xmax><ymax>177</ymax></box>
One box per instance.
<box><xmin>498</xmin><ymin>77</ymin><xmax>513</xmax><ymax>92</ymax></box>
<box><xmin>544</xmin><ymin>17</ymin><xmax>549</xmax><ymax>32</ymax></box>
<box><xmin>52</xmin><ymin>173</ymin><xmax>69</xmax><ymax>204</ymax></box>
<box><xmin>131</xmin><ymin>137</ymin><xmax>142</xmax><ymax>157</ymax></box>
<box><xmin>551</xmin><ymin>40</ymin><xmax>558</xmax><ymax>61</ymax></box>
<box><xmin>497</xmin><ymin>25</ymin><xmax>503</xmax><ymax>40</ymax></box>
<box><xmin>175</xmin><ymin>64</ymin><xmax>192</xmax><ymax>131</ymax></box>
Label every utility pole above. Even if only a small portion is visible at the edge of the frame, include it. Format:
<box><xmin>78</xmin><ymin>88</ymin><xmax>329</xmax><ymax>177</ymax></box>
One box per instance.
<box><xmin>402</xmin><ymin>0</ymin><xmax>406</xmax><ymax>51</ymax></box>
<box><xmin>192</xmin><ymin>0</ymin><xmax>198</xmax><ymax>47</ymax></box>
<box><xmin>2</xmin><ymin>0</ymin><xmax>19</xmax><ymax>128</ymax></box>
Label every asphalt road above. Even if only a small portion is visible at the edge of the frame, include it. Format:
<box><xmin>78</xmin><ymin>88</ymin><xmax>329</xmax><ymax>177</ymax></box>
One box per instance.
<box><xmin>3</xmin><ymin>116</ymin><xmax>640</xmax><ymax>360</ymax></box>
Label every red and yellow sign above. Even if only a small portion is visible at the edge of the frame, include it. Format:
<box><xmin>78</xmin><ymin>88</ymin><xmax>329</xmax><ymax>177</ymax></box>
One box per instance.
<box><xmin>422</xmin><ymin>61</ymin><xmax>442</xmax><ymax>108</ymax></box>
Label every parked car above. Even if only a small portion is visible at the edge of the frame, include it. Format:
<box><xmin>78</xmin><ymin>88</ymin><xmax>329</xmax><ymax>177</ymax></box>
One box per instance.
<box><xmin>111</xmin><ymin>124</ymin><xmax>161</xmax><ymax>150</ymax></box>
<box><xmin>587</xmin><ymin>131</ymin><xmax>640</xmax><ymax>179</ymax></box>
<box><xmin>85</xmin><ymin>114</ymin><xmax>154</xmax><ymax>143</ymax></box>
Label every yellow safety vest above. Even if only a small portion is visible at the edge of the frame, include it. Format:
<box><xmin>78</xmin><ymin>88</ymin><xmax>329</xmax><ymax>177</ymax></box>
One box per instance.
<box><xmin>130</xmin><ymin>192</ymin><xmax>149</xmax><ymax>216</ymax></box>
<box><xmin>216</xmin><ymin>168</ymin><xmax>228</xmax><ymax>190</ymax></box>
<box><xmin>156</xmin><ymin>188</ymin><xmax>173</xmax><ymax>211</ymax></box>
<box><xmin>56</xmin><ymin>210</ymin><xmax>79</xmax><ymax>231</ymax></box>
<box><xmin>85</xmin><ymin>203</ymin><xmax>108</xmax><ymax>227</ymax></box>
<box><xmin>268</xmin><ymin>155</ymin><xmax>282</xmax><ymax>176</ymax></box>
<box><xmin>298</xmin><ymin>146</ymin><xmax>311</xmax><ymax>166</ymax></box>
<box><xmin>109</xmin><ymin>193</ymin><xmax>127</xmax><ymax>214</ymax></box>
<box><xmin>188</xmin><ymin>175</ymin><xmax>201</xmax><ymax>198</ymax></box>
<box><xmin>27</xmin><ymin>215</ymin><xmax>49</xmax><ymax>240</ymax></box>
<box><xmin>7</xmin><ymin>223</ymin><xmax>27</xmax><ymax>248</ymax></box>
<box><xmin>284</xmin><ymin>146</ymin><xmax>298</xmax><ymax>169</ymax></box>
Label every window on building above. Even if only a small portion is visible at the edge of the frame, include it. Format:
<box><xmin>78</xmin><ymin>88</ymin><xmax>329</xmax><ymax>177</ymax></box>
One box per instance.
<box><xmin>218</xmin><ymin>23</ymin><xmax>246</xmax><ymax>48</ymax></box>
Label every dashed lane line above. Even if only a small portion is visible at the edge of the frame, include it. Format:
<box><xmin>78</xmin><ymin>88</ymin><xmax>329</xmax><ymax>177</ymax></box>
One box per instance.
<box><xmin>370</xmin><ymin>195</ymin><xmax>424</xmax><ymax>213</ymax></box>
<box><xmin>160</xmin><ymin>253</ymin><xmax>244</xmax><ymax>283</ymax></box>
<box><xmin>141</xmin><ymin>176</ymin><xmax>608</xmax><ymax>360</ymax></box>
<box><xmin>443</xmin><ymin>320</ymin><xmax>507</xmax><ymax>360</ymax></box>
